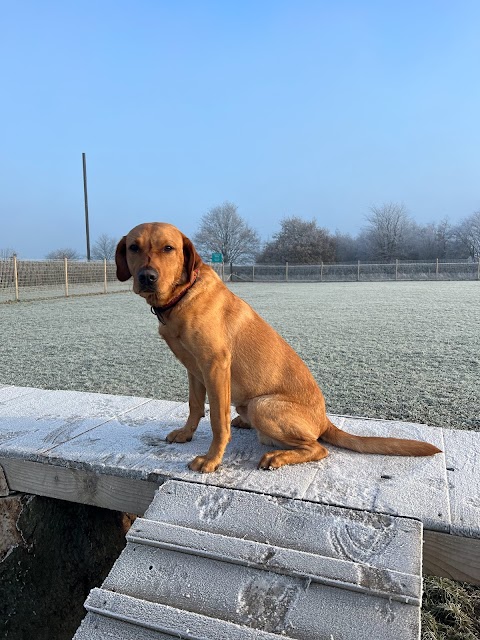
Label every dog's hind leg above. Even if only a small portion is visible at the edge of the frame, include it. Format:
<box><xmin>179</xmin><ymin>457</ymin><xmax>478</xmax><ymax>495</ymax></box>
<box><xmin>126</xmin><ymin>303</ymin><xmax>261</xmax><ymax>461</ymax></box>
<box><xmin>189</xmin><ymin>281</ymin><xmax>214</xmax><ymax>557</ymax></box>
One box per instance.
<box><xmin>247</xmin><ymin>396</ymin><xmax>329</xmax><ymax>470</ymax></box>
<box><xmin>258</xmin><ymin>442</ymin><xmax>328</xmax><ymax>469</ymax></box>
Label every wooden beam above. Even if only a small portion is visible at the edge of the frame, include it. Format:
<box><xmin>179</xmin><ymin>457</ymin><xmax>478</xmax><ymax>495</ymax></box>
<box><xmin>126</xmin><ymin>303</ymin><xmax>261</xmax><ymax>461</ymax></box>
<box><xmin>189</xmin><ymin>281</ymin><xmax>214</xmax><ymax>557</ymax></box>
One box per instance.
<box><xmin>0</xmin><ymin>458</ymin><xmax>159</xmax><ymax>516</ymax></box>
<box><xmin>423</xmin><ymin>529</ymin><xmax>480</xmax><ymax>584</ymax></box>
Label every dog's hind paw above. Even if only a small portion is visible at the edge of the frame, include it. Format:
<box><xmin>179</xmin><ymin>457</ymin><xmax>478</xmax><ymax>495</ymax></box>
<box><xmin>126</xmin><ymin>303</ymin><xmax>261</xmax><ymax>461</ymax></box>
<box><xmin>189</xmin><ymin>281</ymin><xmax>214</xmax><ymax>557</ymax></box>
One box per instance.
<box><xmin>231</xmin><ymin>415</ymin><xmax>251</xmax><ymax>429</ymax></box>
<box><xmin>258</xmin><ymin>451</ymin><xmax>284</xmax><ymax>470</ymax></box>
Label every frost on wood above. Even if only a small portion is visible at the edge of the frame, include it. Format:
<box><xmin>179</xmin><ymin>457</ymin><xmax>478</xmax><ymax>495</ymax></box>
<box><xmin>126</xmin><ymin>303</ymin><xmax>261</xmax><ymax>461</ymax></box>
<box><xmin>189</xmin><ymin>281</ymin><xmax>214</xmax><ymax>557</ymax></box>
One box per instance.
<box><xmin>236</xmin><ymin>574</ymin><xmax>302</xmax><ymax>633</ymax></box>
<box><xmin>75</xmin><ymin>480</ymin><xmax>423</xmax><ymax>640</ymax></box>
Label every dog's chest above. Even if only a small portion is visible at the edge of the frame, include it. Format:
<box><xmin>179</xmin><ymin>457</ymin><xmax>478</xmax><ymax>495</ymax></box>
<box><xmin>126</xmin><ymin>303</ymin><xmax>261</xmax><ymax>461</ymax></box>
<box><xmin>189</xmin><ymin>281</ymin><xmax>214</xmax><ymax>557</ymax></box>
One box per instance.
<box><xmin>160</xmin><ymin>331</ymin><xmax>202</xmax><ymax>377</ymax></box>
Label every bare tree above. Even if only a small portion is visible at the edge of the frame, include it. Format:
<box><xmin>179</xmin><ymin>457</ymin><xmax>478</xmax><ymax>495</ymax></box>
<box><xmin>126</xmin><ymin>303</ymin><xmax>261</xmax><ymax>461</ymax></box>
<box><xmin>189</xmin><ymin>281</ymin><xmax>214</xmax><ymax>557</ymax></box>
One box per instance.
<box><xmin>194</xmin><ymin>201</ymin><xmax>260</xmax><ymax>264</ymax></box>
<box><xmin>91</xmin><ymin>234</ymin><xmax>117</xmax><ymax>261</ymax></box>
<box><xmin>433</xmin><ymin>218</ymin><xmax>455</xmax><ymax>259</ymax></box>
<box><xmin>454</xmin><ymin>211</ymin><xmax>480</xmax><ymax>260</ymax></box>
<box><xmin>257</xmin><ymin>217</ymin><xmax>336</xmax><ymax>264</ymax></box>
<box><xmin>45</xmin><ymin>248</ymin><xmax>81</xmax><ymax>260</ymax></box>
<box><xmin>404</xmin><ymin>218</ymin><xmax>456</xmax><ymax>260</ymax></box>
<box><xmin>364</xmin><ymin>202</ymin><xmax>412</xmax><ymax>261</ymax></box>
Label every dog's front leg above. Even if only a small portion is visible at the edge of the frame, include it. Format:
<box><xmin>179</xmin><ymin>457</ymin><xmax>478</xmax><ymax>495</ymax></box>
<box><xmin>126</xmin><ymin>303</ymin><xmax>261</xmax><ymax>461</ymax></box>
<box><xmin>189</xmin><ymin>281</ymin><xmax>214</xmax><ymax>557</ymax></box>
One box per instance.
<box><xmin>167</xmin><ymin>372</ymin><xmax>206</xmax><ymax>443</ymax></box>
<box><xmin>189</xmin><ymin>353</ymin><xmax>231</xmax><ymax>473</ymax></box>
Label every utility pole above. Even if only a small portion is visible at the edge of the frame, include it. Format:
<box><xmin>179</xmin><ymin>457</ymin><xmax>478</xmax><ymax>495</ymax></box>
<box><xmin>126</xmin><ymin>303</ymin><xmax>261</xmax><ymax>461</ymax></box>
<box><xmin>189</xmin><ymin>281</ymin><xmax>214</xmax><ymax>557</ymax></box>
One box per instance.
<box><xmin>82</xmin><ymin>152</ymin><xmax>91</xmax><ymax>261</ymax></box>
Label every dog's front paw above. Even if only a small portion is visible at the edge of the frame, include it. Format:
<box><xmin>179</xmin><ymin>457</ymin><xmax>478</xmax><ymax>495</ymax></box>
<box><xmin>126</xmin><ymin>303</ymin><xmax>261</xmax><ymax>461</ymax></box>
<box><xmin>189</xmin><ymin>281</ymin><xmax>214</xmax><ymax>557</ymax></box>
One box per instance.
<box><xmin>188</xmin><ymin>455</ymin><xmax>220</xmax><ymax>473</ymax></box>
<box><xmin>166</xmin><ymin>427</ymin><xmax>194</xmax><ymax>443</ymax></box>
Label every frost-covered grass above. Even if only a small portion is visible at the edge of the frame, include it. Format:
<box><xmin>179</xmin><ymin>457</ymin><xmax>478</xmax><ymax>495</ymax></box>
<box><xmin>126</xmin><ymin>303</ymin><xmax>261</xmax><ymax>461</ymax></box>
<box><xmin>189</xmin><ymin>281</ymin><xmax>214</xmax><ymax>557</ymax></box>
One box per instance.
<box><xmin>1</xmin><ymin>280</ymin><xmax>479</xmax><ymax>639</ymax></box>
<box><xmin>1</xmin><ymin>280</ymin><xmax>478</xmax><ymax>431</ymax></box>
<box><xmin>422</xmin><ymin>577</ymin><xmax>480</xmax><ymax>640</ymax></box>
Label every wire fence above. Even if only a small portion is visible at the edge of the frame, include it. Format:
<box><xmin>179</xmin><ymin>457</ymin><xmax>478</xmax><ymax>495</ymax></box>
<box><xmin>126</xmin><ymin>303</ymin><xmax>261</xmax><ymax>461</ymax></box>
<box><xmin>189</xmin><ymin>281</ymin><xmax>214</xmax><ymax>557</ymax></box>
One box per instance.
<box><xmin>1</xmin><ymin>257</ymin><xmax>478</xmax><ymax>303</ymax></box>
<box><xmin>215</xmin><ymin>259</ymin><xmax>480</xmax><ymax>283</ymax></box>
<box><xmin>0</xmin><ymin>258</ymin><xmax>131</xmax><ymax>303</ymax></box>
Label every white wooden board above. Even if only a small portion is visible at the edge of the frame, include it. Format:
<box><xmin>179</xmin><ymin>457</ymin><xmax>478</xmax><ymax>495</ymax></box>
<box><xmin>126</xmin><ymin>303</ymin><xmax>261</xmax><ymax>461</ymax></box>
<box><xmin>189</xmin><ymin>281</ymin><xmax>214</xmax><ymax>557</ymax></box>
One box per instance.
<box><xmin>443</xmin><ymin>428</ymin><xmax>480</xmax><ymax>537</ymax></box>
<box><xmin>0</xmin><ymin>387</ymin><xmax>151</xmax><ymax>457</ymax></box>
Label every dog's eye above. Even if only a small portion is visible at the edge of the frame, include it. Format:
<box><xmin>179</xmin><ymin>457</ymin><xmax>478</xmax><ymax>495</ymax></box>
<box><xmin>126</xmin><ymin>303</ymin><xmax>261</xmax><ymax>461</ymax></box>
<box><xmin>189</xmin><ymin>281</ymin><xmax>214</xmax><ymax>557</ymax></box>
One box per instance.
<box><xmin>164</xmin><ymin>245</ymin><xmax>174</xmax><ymax>252</ymax></box>
<box><xmin>129</xmin><ymin>243</ymin><xmax>140</xmax><ymax>253</ymax></box>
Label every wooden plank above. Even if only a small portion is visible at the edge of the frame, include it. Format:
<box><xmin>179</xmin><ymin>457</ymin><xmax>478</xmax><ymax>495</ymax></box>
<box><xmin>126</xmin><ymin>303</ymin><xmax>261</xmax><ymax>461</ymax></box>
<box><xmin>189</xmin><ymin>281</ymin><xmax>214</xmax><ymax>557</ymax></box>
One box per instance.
<box><xmin>46</xmin><ymin>399</ymin><xmax>259</xmax><ymax>490</ymax></box>
<box><xmin>0</xmin><ymin>389</ymin><xmax>152</xmax><ymax>455</ymax></box>
<box><xmin>0</xmin><ymin>457</ymin><xmax>159</xmax><ymax>515</ymax></box>
<box><xmin>43</xmin><ymin>398</ymin><xmax>194</xmax><ymax>475</ymax></box>
<box><xmin>128</xmin><ymin>519</ymin><xmax>422</xmax><ymax>604</ymax></box>
<box><xmin>0</xmin><ymin>385</ymin><xmax>41</xmax><ymax>405</ymax></box>
<box><xmin>423</xmin><ymin>529</ymin><xmax>480</xmax><ymax>584</ymax></box>
<box><xmin>82</xmin><ymin>589</ymin><xmax>286</xmax><ymax>640</ymax></box>
<box><xmin>74</xmin><ymin>613</ymin><xmax>173</xmax><ymax>640</ymax></box>
<box><xmin>443</xmin><ymin>429</ymin><xmax>480</xmax><ymax>537</ymax></box>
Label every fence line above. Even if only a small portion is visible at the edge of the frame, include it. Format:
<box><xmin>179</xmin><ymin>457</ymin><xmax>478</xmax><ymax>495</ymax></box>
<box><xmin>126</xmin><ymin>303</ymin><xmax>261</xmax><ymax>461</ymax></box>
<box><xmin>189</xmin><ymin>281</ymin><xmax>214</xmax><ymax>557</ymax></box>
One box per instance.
<box><xmin>216</xmin><ymin>259</ymin><xmax>480</xmax><ymax>283</ymax></box>
<box><xmin>0</xmin><ymin>258</ymin><xmax>132</xmax><ymax>303</ymax></box>
<box><xmin>0</xmin><ymin>257</ymin><xmax>478</xmax><ymax>304</ymax></box>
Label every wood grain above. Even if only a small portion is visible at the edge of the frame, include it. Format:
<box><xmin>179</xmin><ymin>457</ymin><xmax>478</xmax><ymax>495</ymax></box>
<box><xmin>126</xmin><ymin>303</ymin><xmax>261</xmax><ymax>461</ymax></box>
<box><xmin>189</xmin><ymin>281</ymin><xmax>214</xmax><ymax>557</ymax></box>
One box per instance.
<box><xmin>0</xmin><ymin>457</ymin><xmax>159</xmax><ymax>515</ymax></box>
<box><xmin>423</xmin><ymin>529</ymin><xmax>480</xmax><ymax>584</ymax></box>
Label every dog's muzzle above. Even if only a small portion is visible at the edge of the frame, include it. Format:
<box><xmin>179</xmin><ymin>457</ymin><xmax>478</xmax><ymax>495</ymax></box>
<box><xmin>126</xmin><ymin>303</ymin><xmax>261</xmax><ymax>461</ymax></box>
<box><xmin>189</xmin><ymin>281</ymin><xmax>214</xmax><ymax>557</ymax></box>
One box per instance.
<box><xmin>138</xmin><ymin>268</ymin><xmax>159</xmax><ymax>291</ymax></box>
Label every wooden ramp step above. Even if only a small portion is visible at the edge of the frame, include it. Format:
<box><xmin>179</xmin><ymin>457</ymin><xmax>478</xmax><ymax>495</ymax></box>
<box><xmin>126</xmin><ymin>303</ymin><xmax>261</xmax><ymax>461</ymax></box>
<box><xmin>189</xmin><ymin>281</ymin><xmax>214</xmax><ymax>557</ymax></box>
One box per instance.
<box><xmin>74</xmin><ymin>480</ymin><xmax>423</xmax><ymax>640</ymax></box>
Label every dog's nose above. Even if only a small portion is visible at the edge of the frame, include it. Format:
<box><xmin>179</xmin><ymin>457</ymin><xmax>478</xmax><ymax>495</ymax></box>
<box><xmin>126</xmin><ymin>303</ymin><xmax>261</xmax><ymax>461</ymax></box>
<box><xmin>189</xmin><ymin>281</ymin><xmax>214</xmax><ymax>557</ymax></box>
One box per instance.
<box><xmin>138</xmin><ymin>268</ymin><xmax>159</xmax><ymax>288</ymax></box>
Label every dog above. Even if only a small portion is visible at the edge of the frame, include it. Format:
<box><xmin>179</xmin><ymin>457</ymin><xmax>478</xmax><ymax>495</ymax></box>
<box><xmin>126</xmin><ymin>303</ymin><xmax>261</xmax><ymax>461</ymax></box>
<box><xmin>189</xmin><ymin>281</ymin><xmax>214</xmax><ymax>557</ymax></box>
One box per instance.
<box><xmin>116</xmin><ymin>222</ymin><xmax>441</xmax><ymax>473</ymax></box>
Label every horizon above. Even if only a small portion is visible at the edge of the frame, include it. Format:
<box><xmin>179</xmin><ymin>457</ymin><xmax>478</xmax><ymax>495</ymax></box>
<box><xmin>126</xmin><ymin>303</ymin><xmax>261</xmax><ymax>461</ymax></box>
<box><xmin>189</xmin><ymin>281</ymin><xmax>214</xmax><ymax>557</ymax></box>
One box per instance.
<box><xmin>1</xmin><ymin>1</ymin><xmax>479</xmax><ymax>259</ymax></box>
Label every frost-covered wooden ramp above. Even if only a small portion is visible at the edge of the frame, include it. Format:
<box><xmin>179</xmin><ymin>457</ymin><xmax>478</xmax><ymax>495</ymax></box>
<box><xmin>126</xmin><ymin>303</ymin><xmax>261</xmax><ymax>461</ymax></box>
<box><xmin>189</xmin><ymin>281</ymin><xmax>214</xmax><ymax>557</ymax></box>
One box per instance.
<box><xmin>74</xmin><ymin>480</ymin><xmax>423</xmax><ymax>640</ymax></box>
<box><xmin>0</xmin><ymin>385</ymin><xmax>479</xmax><ymax>638</ymax></box>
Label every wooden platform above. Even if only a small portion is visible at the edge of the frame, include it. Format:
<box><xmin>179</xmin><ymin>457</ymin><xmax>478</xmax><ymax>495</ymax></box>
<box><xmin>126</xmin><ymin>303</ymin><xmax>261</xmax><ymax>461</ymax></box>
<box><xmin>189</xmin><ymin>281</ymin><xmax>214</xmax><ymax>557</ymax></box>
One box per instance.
<box><xmin>0</xmin><ymin>384</ymin><xmax>479</xmax><ymax>585</ymax></box>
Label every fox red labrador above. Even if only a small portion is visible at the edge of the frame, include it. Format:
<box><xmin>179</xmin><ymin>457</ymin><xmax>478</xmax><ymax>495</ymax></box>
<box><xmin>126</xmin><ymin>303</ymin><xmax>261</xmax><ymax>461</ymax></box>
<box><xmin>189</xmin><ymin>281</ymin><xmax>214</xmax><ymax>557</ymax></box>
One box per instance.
<box><xmin>116</xmin><ymin>222</ymin><xmax>441</xmax><ymax>473</ymax></box>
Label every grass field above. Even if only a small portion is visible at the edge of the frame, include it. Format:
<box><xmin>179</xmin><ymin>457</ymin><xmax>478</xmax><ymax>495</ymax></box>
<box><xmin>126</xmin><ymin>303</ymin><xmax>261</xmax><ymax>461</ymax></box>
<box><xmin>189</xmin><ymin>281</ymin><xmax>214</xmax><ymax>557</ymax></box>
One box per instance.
<box><xmin>1</xmin><ymin>281</ymin><xmax>478</xmax><ymax>431</ymax></box>
<box><xmin>1</xmin><ymin>280</ymin><xmax>479</xmax><ymax>638</ymax></box>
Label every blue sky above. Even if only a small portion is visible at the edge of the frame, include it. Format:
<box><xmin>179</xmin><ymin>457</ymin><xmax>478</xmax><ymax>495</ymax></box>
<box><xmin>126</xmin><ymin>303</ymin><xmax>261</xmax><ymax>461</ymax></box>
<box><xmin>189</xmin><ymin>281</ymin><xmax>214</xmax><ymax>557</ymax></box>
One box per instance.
<box><xmin>1</xmin><ymin>1</ymin><xmax>479</xmax><ymax>258</ymax></box>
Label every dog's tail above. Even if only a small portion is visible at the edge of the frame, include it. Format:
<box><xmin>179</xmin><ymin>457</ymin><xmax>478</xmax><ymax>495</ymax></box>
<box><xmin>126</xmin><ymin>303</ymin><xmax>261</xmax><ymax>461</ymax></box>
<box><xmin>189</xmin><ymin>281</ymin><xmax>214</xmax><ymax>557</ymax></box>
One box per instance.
<box><xmin>321</xmin><ymin>419</ymin><xmax>441</xmax><ymax>457</ymax></box>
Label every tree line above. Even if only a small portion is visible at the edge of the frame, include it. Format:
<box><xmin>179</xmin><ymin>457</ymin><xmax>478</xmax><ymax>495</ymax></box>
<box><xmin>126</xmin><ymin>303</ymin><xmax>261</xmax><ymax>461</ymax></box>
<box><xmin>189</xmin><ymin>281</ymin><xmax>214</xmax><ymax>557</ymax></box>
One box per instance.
<box><xmin>194</xmin><ymin>201</ymin><xmax>480</xmax><ymax>265</ymax></box>
<box><xmin>2</xmin><ymin>202</ymin><xmax>478</xmax><ymax>264</ymax></box>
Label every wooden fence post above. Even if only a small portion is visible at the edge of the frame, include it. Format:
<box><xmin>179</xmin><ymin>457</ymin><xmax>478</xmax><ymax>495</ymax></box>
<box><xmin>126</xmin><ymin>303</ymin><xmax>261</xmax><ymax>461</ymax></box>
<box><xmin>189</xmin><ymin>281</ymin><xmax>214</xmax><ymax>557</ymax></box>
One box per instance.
<box><xmin>103</xmin><ymin>259</ymin><xmax>108</xmax><ymax>293</ymax></box>
<box><xmin>395</xmin><ymin>259</ymin><xmax>398</xmax><ymax>281</ymax></box>
<box><xmin>64</xmin><ymin>258</ymin><xmax>69</xmax><ymax>297</ymax></box>
<box><xmin>252</xmin><ymin>265</ymin><xmax>255</xmax><ymax>282</ymax></box>
<box><xmin>436</xmin><ymin>258</ymin><xmax>439</xmax><ymax>279</ymax></box>
<box><xmin>286</xmin><ymin>262</ymin><xmax>289</xmax><ymax>282</ymax></box>
<box><xmin>357</xmin><ymin>260</ymin><xmax>360</xmax><ymax>282</ymax></box>
<box><xmin>320</xmin><ymin>261</ymin><xmax>323</xmax><ymax>282</ymax></box>
<box><xmin>13</xmin><ymin>255</ymin><xmax>19</xmax><ymax>301</ymax></box>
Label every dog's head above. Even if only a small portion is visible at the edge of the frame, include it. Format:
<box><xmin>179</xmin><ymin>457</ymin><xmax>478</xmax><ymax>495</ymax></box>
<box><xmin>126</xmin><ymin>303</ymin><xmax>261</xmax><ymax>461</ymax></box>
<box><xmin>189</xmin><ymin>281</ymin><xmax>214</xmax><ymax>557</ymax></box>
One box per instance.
<box><xmin>115</xmin><ymin>222</ymin><xmax>202</xmax><ymax>306</ymax></box>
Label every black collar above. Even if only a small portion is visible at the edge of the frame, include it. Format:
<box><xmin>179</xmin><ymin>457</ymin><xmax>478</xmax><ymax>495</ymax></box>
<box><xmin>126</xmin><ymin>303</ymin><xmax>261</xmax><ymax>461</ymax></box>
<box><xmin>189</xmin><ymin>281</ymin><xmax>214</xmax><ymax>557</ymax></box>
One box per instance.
<box><xmin>150</xmin><ymin>269</ymin><xmax>199</xmax><ymax>325</ymax></box>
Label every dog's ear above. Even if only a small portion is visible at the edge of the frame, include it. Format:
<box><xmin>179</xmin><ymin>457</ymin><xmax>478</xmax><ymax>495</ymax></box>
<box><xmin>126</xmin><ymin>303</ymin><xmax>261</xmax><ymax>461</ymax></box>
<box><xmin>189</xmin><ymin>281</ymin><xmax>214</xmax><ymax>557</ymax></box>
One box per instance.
<box><xmin>182</xmin><ymin>234</ymin><xmax>202</xmax><ymax>282</ymax></box>
<box><xmin>115</xmin><ymin>236</ymin><xmax>131</xmax><ymax>281</ymax></box>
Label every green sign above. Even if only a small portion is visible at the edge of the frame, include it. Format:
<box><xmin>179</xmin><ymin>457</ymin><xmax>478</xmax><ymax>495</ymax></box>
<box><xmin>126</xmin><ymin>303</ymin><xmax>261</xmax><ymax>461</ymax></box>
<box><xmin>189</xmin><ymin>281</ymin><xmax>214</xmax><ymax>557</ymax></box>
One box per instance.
<box><xmin>211</xmin><ymin>252</ymin><xmax>223</xmax><ymax>263</ymax></box>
